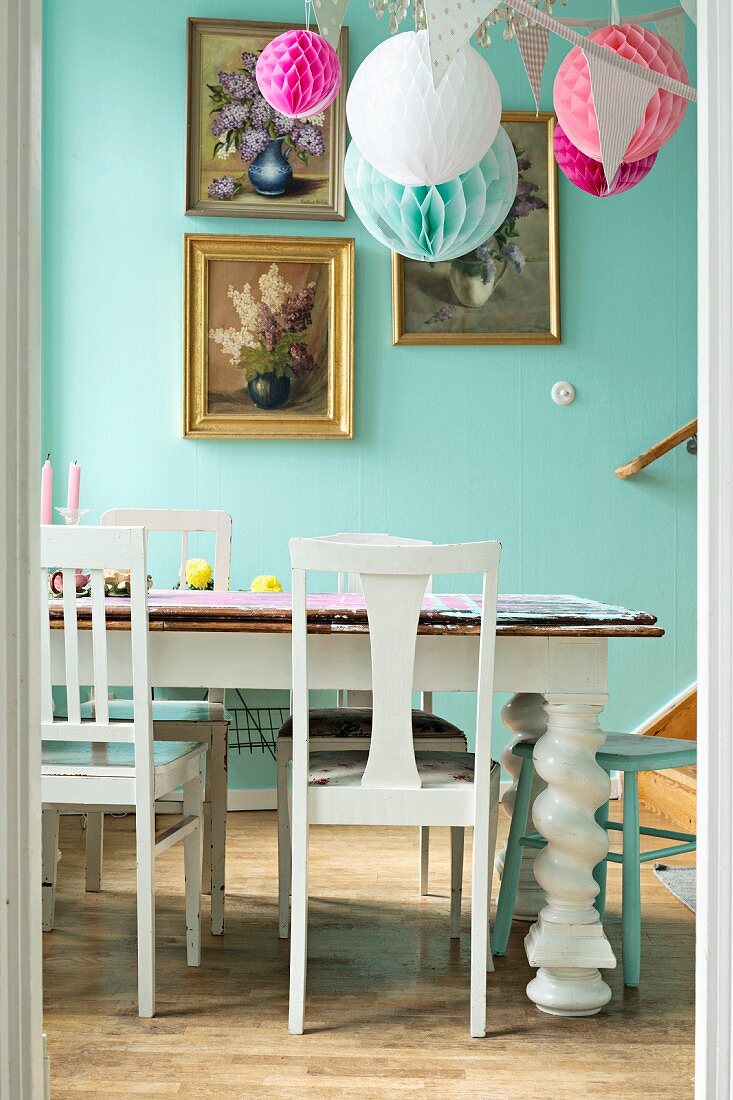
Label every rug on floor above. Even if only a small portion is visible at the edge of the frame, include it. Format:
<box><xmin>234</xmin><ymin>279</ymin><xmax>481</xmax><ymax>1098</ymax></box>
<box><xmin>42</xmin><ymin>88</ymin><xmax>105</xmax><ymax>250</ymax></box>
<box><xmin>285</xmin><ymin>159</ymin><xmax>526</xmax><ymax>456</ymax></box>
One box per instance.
<box><xmin>653</xmin><ymin>863</ymin><xmax>696</xmax><ymax>913</ymax></box>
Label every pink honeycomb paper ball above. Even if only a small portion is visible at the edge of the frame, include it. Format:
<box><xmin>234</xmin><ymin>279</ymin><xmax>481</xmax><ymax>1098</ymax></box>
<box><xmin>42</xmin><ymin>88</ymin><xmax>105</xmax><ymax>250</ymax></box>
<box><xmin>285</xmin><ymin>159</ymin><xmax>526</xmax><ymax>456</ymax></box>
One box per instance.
<box><xmin>553</xmin><ymin>123</ymin><xmax>657</xmax><ymax>197</ymax></box>
<box><xmin>553</xmin><ymin>24</ymin><xmax>688</xmax><ymax>163</ymax></box>
<box><xmin>256</xmin><ymin>29</ymin><xmax>341</xmax><ymax>119</ymax></box>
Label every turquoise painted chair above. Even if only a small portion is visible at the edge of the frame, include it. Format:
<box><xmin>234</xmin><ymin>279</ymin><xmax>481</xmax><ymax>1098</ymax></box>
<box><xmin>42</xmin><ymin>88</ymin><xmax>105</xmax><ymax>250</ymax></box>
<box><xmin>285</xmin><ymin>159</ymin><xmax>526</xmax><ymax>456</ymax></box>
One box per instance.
<box><xmin>493</xmin><ymin>734</ymin><xmax>697</xmax><ymax>986</ymax></box>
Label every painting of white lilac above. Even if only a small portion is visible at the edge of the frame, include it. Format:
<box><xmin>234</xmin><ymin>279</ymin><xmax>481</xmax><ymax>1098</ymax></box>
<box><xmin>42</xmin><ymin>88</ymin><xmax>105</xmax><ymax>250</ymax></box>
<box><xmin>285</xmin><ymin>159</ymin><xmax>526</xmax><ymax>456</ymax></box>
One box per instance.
<box><xmin>186</xmin><ymin>19</ymin><xmax>347</xmax><ymax>220</ymax></box>
<box><xmin>392</xmin><ymin>115</ymin><xmax>561</xmax><ymax>346</ymax></box>
<box><xmin>207</xmin><ymin>260</ymin><xmax>328</xmax><ymax>416</ymax></box>
<box><xmin>184</xmin><ymin>234</ymin><xmax>353</xmax><ymax>439</ymax></box>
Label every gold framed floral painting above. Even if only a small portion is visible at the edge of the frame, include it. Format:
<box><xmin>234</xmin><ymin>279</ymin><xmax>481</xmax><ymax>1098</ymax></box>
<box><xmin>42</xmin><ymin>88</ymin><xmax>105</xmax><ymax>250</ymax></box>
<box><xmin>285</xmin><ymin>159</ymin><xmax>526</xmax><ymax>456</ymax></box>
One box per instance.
<box><xmin>392</xmin><ymin>112</ymin><xmax>561</xmax><ymax>346</ymax></box>
<box><xmin>184</xmin><ymin>234</ymin><xmax>354</xmax><ymax>439</ymax></box>
<box><xmin>186</xmin><ymin>19</ymin><xmax>347</xmax><ymax>220</ymax></box>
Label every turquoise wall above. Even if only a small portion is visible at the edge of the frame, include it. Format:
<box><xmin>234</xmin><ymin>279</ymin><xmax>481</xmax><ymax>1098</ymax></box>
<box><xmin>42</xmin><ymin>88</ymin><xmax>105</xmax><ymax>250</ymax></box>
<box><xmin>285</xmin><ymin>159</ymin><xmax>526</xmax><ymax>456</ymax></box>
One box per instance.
<box><xmin>42</xmin><ymin>1</ymin><xmax>697</xmax><ymax>791</ymax></box>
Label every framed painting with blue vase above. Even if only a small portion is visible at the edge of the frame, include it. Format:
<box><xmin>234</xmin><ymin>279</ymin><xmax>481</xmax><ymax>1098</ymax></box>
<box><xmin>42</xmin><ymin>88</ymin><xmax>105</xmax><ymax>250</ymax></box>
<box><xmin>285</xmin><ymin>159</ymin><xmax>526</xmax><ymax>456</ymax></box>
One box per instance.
<box><xmin>183</xmin><ymin>234</ymin><xmax>354</xmax><ymax>439</ymax></box>
<box><xmin>186</xmin><ymin>19</ymin><xmax>347</xmax><ymax>220</ymax></box>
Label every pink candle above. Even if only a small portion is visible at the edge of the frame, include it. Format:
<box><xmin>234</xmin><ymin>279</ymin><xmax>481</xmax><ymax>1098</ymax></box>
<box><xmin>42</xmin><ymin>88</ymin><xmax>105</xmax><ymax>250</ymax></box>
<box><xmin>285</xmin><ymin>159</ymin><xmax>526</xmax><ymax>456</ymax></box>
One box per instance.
<box><xmin>66</xmin><ymin>461</ymin><xmax>81</xmax><ymax>511</ymax></box>
<box><xmin>40</xmin><ymin>455</ymin><xmax>53</xmax><ymax>525</ymax></box>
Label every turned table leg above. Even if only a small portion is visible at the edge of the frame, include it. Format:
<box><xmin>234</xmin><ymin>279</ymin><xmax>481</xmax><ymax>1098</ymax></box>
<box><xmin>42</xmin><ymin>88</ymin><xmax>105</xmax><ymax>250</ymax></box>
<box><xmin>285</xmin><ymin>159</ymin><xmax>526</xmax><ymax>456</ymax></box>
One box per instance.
<box><xmin>524</xmin><ymin>694</ymin><xmax>616</xmax><ymax>1016</ymax></box>
<box><xmin>495</xmin><ymin>693</ymin><xmax>548</xmax><ymax>920</ymax></box>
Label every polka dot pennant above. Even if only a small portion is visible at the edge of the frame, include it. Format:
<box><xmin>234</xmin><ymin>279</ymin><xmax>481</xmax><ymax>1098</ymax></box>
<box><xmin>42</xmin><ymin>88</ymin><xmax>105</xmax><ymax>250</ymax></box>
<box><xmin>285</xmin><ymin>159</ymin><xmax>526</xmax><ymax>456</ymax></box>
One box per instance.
<box><xmin>312</xmin><ymin>0</ymin><xmax>350</xmax><ymax>46</ymax></box>
<box><xmin>424</xmin><ymin>0</ymin><xmax>502</xmax><ymax>86</ymax></box>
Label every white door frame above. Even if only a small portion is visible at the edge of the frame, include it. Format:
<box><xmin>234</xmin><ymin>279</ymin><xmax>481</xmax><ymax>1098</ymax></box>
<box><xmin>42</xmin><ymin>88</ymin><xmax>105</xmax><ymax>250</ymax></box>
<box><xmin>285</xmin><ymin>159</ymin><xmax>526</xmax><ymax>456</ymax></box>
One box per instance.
<box><xmin>0</xmin><ymin>0</ymin><xmax>45</xmax><ymax>1096</ymax></box>
<box><xmin>0</xmin><ymin>1</ymin><xmax>729</xmax><ymax>1095</ymax></box>
<box><xmin>696</xmin><ymin>3</ymin><xmax>733</xmax><ymax>1096</ymax></box>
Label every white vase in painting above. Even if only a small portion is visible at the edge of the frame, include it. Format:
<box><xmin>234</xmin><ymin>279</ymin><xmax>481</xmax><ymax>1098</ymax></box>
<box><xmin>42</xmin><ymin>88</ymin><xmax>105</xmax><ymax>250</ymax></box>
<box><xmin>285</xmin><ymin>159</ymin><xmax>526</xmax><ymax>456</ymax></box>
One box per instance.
<box><xmin>449</xmin><ymin>257</ymin><xmax>508</xmax><ymax>309</ymax></box>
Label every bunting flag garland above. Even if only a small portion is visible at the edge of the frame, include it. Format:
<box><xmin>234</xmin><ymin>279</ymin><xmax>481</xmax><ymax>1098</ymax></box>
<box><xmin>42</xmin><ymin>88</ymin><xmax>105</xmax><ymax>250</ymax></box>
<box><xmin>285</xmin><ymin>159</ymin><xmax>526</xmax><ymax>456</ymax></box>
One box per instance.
<box><xmin>423</xmin><ymin>0</ymin><xmax>696</xmax><ymax>101</ymax></box>
<box><xmin>515</xmin><ymin>20</ymin><xmax>550</xmax><ymax>112</ymax></box>
<box><xmin>584</xmin><ymin>51</ymin><xmax>657</xmax><ymax>185</ymax></box>
<box><xmin>511</xmin><ymin>1</ymin><xmax>693</xmax><ymax>115</ymax></box>
<box><xmin>423</xmin><ymin>0</ymin><xmax>502</xmax><ymax>86</ymax></box>
<box><xmin>312</xmin><ymin>0</ymin><xmax>350</xmax><ymax>44</ymax></box>
<box><xmin>556</xmin><ymin>5</ymin><xmax>686</xmax><ymax>30</ymax></box>
<box><xmin>507</xmin><ymin>0</ymin><xmax>696</xmax><ymax>101</ymax></box>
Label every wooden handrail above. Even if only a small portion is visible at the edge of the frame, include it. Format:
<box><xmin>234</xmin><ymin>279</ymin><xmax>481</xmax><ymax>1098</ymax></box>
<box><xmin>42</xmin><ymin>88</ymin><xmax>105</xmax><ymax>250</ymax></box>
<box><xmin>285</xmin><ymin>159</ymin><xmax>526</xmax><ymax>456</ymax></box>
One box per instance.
<box><xmin>615</xmin><ymin>418</ymin><xmax>697</xmax><ymax>479</ymax></box>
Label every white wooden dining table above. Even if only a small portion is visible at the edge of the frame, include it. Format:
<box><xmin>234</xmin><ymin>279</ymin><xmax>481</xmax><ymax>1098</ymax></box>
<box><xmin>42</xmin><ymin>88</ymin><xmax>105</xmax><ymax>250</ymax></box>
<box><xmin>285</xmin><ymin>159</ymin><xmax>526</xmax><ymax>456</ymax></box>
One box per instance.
<box><xmin>49</xmin><ymin>589</ymin><xmax>662</xmax><ymax>1017</ymax></box>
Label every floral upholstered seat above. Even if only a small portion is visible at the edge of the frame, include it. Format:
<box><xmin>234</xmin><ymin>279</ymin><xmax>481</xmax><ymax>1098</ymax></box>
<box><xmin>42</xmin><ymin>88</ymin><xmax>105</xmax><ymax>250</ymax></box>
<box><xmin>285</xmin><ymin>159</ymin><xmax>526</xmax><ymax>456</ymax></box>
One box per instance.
<box><xmin>277</xmin><ymin>708</ymin><xmax>464</xmax><ymax>740</ymax></box>
<box><xmin>304</xmin><ymin>750</ymin><xmax>475</xmax><ymax>788</ymax></box>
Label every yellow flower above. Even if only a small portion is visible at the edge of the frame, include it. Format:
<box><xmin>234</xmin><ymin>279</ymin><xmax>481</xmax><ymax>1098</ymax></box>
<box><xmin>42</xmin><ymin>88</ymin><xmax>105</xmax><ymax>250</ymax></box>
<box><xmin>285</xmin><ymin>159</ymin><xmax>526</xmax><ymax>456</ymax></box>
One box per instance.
<box><xmin>185</xmin><ymin>558</ymin><xmax>213</xmax><ymax>589</ymax></box>
<box><xmin>250</xmin><ymin>574</ymin><xmax>283</xmax><ymax>593</ymax></box>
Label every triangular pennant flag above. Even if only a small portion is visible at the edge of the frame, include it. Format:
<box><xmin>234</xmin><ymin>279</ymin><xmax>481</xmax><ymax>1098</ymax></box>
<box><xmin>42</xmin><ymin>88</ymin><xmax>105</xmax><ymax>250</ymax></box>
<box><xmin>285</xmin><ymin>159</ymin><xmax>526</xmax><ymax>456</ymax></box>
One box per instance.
<box><xmin>312</xmin><ymin>0</ymin><xmax>349</xmax><ymax>46</ymax></box>
<box><xmin>515</xmin><ymin>21</ymin><xmax>550</xmax><ymax>113</ymax></box>
<box><xmin>657</xmin><ymin>13</ymin><xmax>685</xmax><ymax>58</ymax></box>
<box><xmin>680</xmin><ymin>0</ymin><xmax>697</xmax><ymax>25</ymax></box>
<box><xmin>585</xmin><ymin>48</ymin><xmax>657</xmax><ymax>187</ymax></box>
<box><xmin>424</xmin><ymin>0</ymin><xmax>502</xmax><ymax>87</ymax></box>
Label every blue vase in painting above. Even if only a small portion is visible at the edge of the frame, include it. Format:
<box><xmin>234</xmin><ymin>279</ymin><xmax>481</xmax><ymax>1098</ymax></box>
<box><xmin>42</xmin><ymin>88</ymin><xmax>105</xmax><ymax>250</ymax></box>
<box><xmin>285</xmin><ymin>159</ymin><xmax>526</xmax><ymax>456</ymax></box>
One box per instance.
<box><xmin>248</xmin><ymin>139</ymin><xmax>293</xmax><ymax>197</ymax></box>
<box><xmin>247</xmin><ymin>371</ymin><xmax>292</xmax><ymax>410</ymax></box>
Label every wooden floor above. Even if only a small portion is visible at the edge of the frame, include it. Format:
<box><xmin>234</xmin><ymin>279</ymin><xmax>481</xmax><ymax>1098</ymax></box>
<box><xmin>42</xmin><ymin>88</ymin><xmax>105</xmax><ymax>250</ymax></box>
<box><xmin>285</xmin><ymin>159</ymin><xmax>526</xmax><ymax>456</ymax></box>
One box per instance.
<box><xmin>43</xmin><ymin>805</ymin><xmax>695</xmax><ymax>1099</ymax></box>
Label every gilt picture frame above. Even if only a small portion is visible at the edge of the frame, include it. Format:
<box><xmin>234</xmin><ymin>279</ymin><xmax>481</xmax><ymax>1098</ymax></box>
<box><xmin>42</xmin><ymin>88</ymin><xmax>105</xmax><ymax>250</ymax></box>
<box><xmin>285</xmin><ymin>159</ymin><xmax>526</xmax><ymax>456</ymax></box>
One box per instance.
<box><xmin>184</xmin><ymin>234</ymin><xmax>354</xmax><ymax>439</ymax></box>
<box><xmin>392</xmin><ymin>112</ymin><xmax>561</xmax><ymax>346</ymax></box>
<box><xmin>186</xmin><ymin>18</ymin><xmax>348</xmax><ymax>220</ymax></box>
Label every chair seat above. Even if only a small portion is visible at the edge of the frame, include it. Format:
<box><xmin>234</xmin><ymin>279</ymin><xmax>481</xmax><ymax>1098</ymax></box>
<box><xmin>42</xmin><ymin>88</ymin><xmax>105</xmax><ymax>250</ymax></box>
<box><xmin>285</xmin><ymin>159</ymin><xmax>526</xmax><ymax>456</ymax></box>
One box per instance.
<box><xmin>305</xmin><ymin>750</ymin><xmax>476</xmax><ymax>789</ymax></box>
<box><xmin>513</xmin><ymin>732</ymin><xmax>697</xmax><ymax>773</ymax></box>
<box><xmin>80</xmin><ymin>698</ymin><xmax>231</xmax><ymax>723</ymax></box>
<box><xmin>278</xmin><ymin>708</ymin><xmax>464</xmax><ymax>740</ymax></box>
<box><xmin>42</xmin><ymin>740</ymin><xmax>207</xmax><ymax>777</ymax></box>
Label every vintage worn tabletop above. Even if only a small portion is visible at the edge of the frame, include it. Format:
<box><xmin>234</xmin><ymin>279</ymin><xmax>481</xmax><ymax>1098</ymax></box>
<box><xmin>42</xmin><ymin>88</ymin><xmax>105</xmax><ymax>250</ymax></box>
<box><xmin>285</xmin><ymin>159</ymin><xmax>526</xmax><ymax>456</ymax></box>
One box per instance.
<box><xmin>49</xmin><ymin>591</ymin><xmax>663</xmax><ymax>637</ymax></box>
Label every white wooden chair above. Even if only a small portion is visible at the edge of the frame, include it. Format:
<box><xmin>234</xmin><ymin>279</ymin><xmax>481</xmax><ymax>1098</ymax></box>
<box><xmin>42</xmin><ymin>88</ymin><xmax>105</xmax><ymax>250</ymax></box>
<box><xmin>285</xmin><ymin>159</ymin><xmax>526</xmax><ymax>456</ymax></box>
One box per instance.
<box><xmin>286</xmin><ymin>536</ymin><xmax>502</xmax><ymax>1037</ymax></box>
<box><xmin>40</xmin><ymin>525</ymin><xmax>206</xmax><ymax>1018</ymax></box>
<box><xmin>275</xmin><ymin>533</ymin><xmax>469</xmax><ymax>938</ymax></box>
<box><xmin>81</xmin><ymin>508</ymin><xmax>232</xmax><ymax>935</ymax></box>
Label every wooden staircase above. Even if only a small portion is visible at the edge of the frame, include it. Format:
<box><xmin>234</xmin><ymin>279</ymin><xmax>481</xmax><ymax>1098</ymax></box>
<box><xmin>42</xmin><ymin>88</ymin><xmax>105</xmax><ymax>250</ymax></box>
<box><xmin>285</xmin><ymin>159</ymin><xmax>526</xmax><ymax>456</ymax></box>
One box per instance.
<box><xmin>636</xmin><ymin>686</ymin><xmax>696</xmax><ymax>831</ymax></box>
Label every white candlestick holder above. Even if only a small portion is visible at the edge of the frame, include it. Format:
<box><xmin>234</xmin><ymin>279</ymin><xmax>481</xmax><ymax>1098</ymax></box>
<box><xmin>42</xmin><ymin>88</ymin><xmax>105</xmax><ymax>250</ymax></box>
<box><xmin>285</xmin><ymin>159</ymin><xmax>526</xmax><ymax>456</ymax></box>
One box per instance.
<box><xmin>55</xmin><ymin>507</ymin><xmax>89</xmax><ymax>526</ymax></box>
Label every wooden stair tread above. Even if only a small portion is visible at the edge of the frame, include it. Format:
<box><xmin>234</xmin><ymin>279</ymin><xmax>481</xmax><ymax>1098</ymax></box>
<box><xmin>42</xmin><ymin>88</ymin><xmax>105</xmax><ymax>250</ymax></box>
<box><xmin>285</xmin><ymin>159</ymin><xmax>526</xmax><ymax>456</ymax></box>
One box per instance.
<box><xmin>668</xmin><ymin>764</ymin><xmax>697</xmax><ymax>790</ymax></box>
<box><xmin>635</xmin><ymin>686</ymin><xmax>697</xmax><ymax>831</ymax></box>
<box><xmin>638</xmin><ymin>768</ymin><xmax>696</xmax><ymax>833</ymax></box>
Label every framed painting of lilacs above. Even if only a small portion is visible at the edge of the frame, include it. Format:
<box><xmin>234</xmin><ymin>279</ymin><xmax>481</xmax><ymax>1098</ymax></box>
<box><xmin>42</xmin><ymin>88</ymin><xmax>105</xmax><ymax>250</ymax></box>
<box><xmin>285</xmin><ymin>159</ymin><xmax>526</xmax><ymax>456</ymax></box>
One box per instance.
<box><xmin>183</xmin><ymin>234</ymin><xmax>354</xmax><ymax>439</ymax></box>
<box><xmin>392</xmin><ymin>113</ymin><xmax>561</xmax><ymax>345</ymax></box>
<box><xmin>186</xmin><ymin>19</ymin><xmax>348</xmax><ymax>220</ymax></box>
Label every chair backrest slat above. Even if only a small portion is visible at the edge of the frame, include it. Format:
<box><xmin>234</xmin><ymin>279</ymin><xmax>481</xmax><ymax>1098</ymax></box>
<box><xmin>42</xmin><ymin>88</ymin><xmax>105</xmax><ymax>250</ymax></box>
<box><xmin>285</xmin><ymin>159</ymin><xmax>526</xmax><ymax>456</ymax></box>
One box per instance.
<box><xmin>334</xmin><ymin>533</ymin><xmax>433</xmax><ymax>711</ymax></box>
<box><xmin>39</xmin><ymin>568</ymin><xmax>54</xmax><ymax>724</ymax></box>
<box><xmin>62</xmin><ymin>571</ymin><xmax>82</xmax><ymax>724</ymax></box>
<box><xmin>290</xmin><ymin>537</ymin><xmax>501</xmax><ymax>791</ymax></box>
<box><xmin>360</xmin><ymin>571</ymin><xmax>428</xmax><ymax>788</ymax></box>
<box><xmin>129</xmin><ymin>535</ymin><xmax>154</xmax><ymax>778</ymax></box>
<box><xmin>179</xmin><ymin>531</ymin><xmax>190</xmax><ymax>588</ymax></box>
<box><xmin>89</xmin><ymin>569</ymin><xmax>109</xmax><ymax>725</ymax></box>
<box><xmin>41</xmin><ymin>526</ymin><xmax>151</xmax><ymax>752</ymax></box>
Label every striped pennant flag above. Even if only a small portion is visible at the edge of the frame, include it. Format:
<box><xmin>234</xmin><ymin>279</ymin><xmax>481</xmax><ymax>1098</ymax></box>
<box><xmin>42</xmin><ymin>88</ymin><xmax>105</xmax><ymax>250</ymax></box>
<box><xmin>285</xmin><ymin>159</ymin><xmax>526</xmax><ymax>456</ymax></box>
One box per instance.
<box><xmin>585</xmin><ymin>48</ymin><xmax>657</xmax><ymax>187</ymax></box>
<box><xmin>515</xmin><ymin>20</ymin><xmax>550</xmax><ymax>113</ymax></box>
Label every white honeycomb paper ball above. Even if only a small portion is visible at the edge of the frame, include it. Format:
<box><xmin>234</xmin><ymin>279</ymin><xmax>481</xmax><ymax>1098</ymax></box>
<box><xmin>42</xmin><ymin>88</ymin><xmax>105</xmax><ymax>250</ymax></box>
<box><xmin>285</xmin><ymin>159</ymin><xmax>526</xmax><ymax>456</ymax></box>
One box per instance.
<box><xmin>346</xmin><ymin>29</ymin><xmax>501</xmax><ymax>187</ymax></box>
